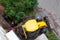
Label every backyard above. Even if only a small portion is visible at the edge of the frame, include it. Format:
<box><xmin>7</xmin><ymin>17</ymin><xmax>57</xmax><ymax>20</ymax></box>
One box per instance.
<box><xmin>0</xmin><ymin>0</ymin><xmax>59</xmax><ymax>40</ymax></box>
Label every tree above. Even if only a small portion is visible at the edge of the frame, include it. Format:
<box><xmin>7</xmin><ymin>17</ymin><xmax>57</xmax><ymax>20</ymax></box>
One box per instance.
<box><xmin>0</xmin><ymin>0</ymin><xmax>38</xmax><ymax>23</ymax></box>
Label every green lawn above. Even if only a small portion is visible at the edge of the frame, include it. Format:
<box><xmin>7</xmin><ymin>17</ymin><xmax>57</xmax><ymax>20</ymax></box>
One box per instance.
<box><xmin>46</xmin><ymin>31</ymin><xmax>59</xmax><ymax>40</ymax></box>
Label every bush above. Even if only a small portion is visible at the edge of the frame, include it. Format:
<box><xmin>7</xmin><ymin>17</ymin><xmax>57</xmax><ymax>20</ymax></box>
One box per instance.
<box><xmin>0</xmin><ymin>0</ymin><xmax>38</xmax><ymax>23</ymax></box>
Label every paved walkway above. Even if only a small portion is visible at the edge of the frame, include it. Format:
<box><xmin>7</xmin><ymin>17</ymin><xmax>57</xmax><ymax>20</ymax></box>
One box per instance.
<box><xmin>38</xmin><ymin>0</ymin><xmax>60</xmax><ymax>38</ymax></box>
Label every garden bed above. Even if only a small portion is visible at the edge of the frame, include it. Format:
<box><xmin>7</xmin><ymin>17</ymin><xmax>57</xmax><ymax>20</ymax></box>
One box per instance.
<box><xmin>0</xmin><ymin>0</ymin><xmax>38</xmax><ymax>31</ymax></box>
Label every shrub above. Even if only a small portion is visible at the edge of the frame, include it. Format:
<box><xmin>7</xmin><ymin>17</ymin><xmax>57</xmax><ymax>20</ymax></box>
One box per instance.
<box><xmin>0</xmin><ymin>0</ymin><xmax>38</xmax><ymax>23</ymax></box>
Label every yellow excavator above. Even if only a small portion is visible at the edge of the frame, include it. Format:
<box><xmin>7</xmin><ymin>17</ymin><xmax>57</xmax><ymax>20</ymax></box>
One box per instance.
<box><xmin>17</xmin><ymin>16</ymin><xmax>51</xmax><ymax>40</ymax></box>
<box><xmin>24</xmin><ymin>19</ymin><xmax>47</xmax><ymax>32</ymax></box>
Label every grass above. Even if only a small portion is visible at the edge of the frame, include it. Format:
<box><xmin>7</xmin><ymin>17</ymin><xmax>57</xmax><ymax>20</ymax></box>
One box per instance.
<box><xmin>46</xmin><ymin>31</ymin><xmax>59</xmax><ymax>40</ymax></box>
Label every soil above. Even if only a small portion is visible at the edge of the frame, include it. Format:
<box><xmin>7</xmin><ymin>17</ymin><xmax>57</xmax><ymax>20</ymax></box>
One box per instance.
<box><xmin>0</xmin><ymin>13</ymin><xmax>11</xmax><ymax>29</ymax></box>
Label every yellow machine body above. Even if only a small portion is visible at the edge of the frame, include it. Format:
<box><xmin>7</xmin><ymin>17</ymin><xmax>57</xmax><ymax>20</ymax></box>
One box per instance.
<box><xmin>24</xmin><ymin>19</ymin><xmax>47</xmax><ymax>32</ymax></box>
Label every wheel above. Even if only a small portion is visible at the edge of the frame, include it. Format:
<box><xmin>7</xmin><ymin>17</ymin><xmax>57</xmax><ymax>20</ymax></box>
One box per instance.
<box><xmin>41</xmin><ymin>27</ymin><xmax>47</xmax><ymax>33</ymax></box>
